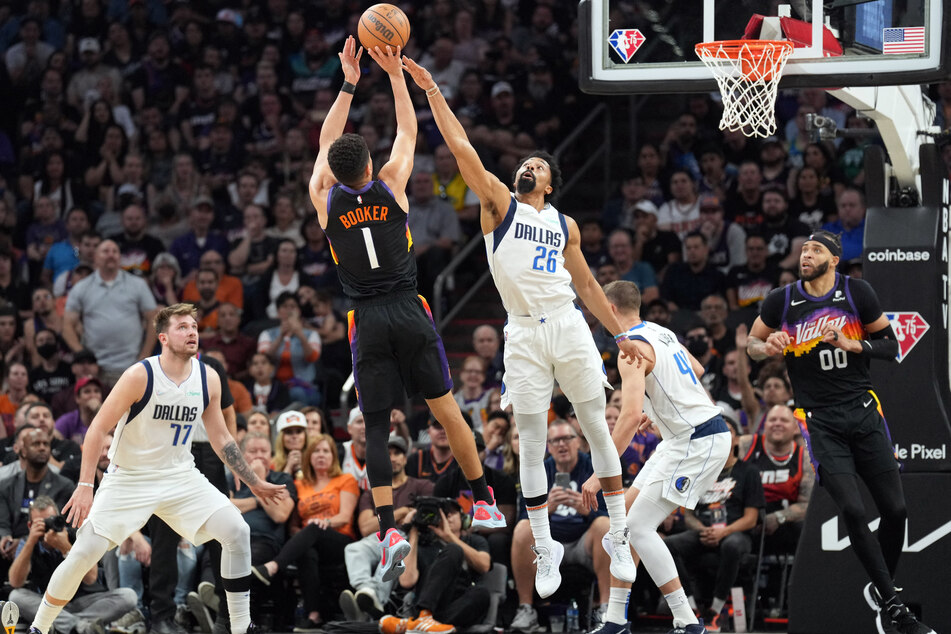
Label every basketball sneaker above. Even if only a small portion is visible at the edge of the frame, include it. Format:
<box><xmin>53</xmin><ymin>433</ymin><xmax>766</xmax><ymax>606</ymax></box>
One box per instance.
<box><xmin>510</xmin><ymin>604</ymin><xmax>541</xmax><ymax>633</ymax></box>
<box><xmin>586</xmin><ymin>622</ymin><xmax>630</xmax><ymax>634</ymax></box>
<box><xmin>532</xmin><ymin>540</ymin><xmax>564</xmax><ymax>599</ymax></box>
<box><xmin>379</xmin><ymin>615</ymin><xmax>411</xmax><ymax>634</ymax></box>
<box><xmin>666</xmin><ymin>620</ymin><xmax>707</xmax><ymax>634</ymax></box>
<box><xmin>884</xmin><ymin>600</ymin><xmax>937</xmax><ymax>634</ymax></box>
<box><xmin>864</xmin><ymin>582</ymin><xmax>899</xmax><ymax>634</ymax></box>
<box><xmin>406</xmin><ymin>610</ymin><xmax>455</xmax><ymax>634</ymax></box>
<box><xmin>339</xmin><ymin>589</ymin><xmax>363</xmax><ymax>622</ymax></box>
<box><xmin>601</xmin><ymin>528</ymin><xmax>637</xmax><ymax>583</ymax></box>
<box><xmin>378</xmin><ymin>528</ymin><xmax>412</xmax><ymax>582</ymax></box>
<box><xmin>472</xmin><ymin>486</ymin><xmax>507</xmax><ymax>529</ymax></box>
<box><xmin>356</xmin><ymin>586</ymin><xmax>386</xmax><ymax>619</ymax></box>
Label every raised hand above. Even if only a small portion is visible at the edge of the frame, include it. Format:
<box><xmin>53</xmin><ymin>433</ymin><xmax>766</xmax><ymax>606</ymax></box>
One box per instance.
<box><xmin>338</xmin><ymin>35</ymin><xmax>363</xmax><ymax>85</ymax></box>
<box><xmin>401</xmin><ymin>56</ymin><xmax>436</xmax><ymax>91</ymax></box>
<box><xmin>367</xmin><ymin>45</ymin><xmax>403</xmax><ymax>76</ymax></box>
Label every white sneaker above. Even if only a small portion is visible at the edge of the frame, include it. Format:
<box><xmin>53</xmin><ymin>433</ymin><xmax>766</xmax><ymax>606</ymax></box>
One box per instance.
<box><xmin>532</xmin><ymin>541</ymin><xmax>564</xmax><ymax>599</ymax></box>
<box><xmin>510</xmin><ymin>604</ymin><xmax>541</xmax><ymax>633</ymax></box>
<box><xmin>590</xmin><ymin>604</ymin><xmax>608</xmax><ymax>628</ymax></box>
<box><xmin>602</xmin><ymin>528</ymin><xmax>637</xmax><ymax>583</ymax></box>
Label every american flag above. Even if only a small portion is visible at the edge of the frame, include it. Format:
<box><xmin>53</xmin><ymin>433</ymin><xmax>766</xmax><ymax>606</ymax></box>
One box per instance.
<box><xmin>882</xmin><ymin>27</ymin><xmax>925</xmax><ymax>54</ymax></box>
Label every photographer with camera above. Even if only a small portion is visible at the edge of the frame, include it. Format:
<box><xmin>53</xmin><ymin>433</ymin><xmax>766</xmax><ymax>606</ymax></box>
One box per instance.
<box><xmin>378</xmin><ymin>497</ymin><xmax>491</xmax><ymax>634</ymax></box>
<box><xmin>9</xmin><ymin>496</ymin><xmax>137</xmax><ymax>634</ymax></box>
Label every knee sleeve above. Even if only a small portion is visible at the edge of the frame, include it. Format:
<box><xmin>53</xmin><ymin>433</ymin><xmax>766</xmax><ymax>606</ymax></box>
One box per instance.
<box><xmin>572</xmin><ymin>394</ymin><xmax>621</xmax><ymax>479</ymax></box>
<box><xmin>200</xmin><ymin>506</ymin><xmax>251</xmax><ymax>581</ymax></box>
<box><xmin>363</xmin><ymin>409</ymin><xmax>393</xmax><ymax>490</ymax></box>
<box><xmin>45</xmin><ymin>525</ymin><xmax>112</xmax><ymax>601</ymax></box>
<box><xmin>515</xmin><ymin>410</ymin><xmax>550</xmax><ymax>499</ymax></box>
<box><xmin>626</xmin><ymin>483</ymin><xmax>681</xmax><ymax>588</ymax></box>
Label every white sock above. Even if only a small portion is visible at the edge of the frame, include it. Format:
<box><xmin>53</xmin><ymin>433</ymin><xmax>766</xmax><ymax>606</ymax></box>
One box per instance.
<box><xmin>665</xmin><ymin>587</ymin><xmax>699</xmax><ymax>627</ymax></box>
<box><xmin>711</xmin><ymin>597</ymin><xmax>726</xmax><ymax>615</ymax></box>
<box><xmin>527</xmin><ymin>503</ymin><xmax>552</xmax><ymax>545</ymax></box>
<box><xmin>604</xmin><ymin>489</ymin><xmax>627</xmax><ymax>533</ymax></box>
<box><xmin>607</xmin><ymin>587</ymin><xmax>630</xmax><ymax>624</ymax></box>
<box><xmin>226</xmin><ymin>590</ymin><xmax>252</xmax><ymax>633</ymax></box>
<box><xmin>32</xmin><ymin>597</ymin><xmax>62</xmax><ymax>634</ymax></box>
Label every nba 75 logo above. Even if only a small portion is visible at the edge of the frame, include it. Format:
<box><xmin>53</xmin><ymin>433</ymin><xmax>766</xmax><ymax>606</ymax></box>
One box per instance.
<box><xmin>608</xmin><ymin>29</ymin><xmax>646</xmax><ymax>63</ymax></box>
<box><xmin>885</xmin><ymin>312</ymin><xmax>929</xmax><ymax>363</ymax></box>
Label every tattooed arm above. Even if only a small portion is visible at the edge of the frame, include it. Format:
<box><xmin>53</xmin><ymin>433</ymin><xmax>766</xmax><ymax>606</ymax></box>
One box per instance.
<box><xmin>203</xmin><ymin>369</ymin><xmax>287</xmax><ymax>503</ymax></box>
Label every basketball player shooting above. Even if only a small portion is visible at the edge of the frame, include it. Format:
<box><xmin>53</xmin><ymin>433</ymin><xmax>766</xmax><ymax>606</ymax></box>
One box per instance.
<box><xmin>402</xmin><ymin>57</ymin><xmax>644</xmax><ymax>600</ymax></box>
<box><xmin>308</xmin><ymin>37</ymin><xmax>504</xmax><ymax>583</ymax></box>
<box><xmin>27</xmin><ymin>303</ymin><xmax>286</xmax><ymax>634</ymax></box>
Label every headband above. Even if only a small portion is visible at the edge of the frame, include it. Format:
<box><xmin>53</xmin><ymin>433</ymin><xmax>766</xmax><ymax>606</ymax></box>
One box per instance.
<box><xmin>806</xmin><ymin>233</ymin><xmax>842</xmax><ymax>258</ymax></box>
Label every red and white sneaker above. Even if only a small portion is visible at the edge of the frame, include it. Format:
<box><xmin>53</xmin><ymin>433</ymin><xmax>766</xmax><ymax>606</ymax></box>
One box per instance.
<box><xmin>377</xmin><ymin>528</ymin><xmax>411</xmax><ymax>582</ymax></box>
<box><xmin>472</xmin><ymin>486</ymin><xmax>506</xmax><ymax>529</ymax></box>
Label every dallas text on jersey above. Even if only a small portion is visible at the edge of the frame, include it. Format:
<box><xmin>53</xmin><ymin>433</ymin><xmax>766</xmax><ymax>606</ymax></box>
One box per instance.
<box><xmin>514</xmin><ymin>222</ymin><xmax>563</xmax><ymax>248</ymax></box>
<box><xmin>153</xmin><ymin>404</ymin><xmax>200</xmax><ymax>423</ymax></box>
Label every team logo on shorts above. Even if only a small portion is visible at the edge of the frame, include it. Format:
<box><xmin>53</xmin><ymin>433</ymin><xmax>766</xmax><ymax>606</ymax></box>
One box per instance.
<box><xmin>675</xmin><ymin>476</ymin><xmax>690</xmax><ymax>493</ymax></box>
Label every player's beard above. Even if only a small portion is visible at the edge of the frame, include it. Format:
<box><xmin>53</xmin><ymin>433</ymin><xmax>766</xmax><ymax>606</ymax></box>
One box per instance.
<box><xmin>516</xmin><ymin>173</ymin><xmax>535</xmax><ymax>195</ymax></box>
<box><xmin>800</xmin><ymin>258</ymin><xmax>829</xmax><ymax>282</ymax></box>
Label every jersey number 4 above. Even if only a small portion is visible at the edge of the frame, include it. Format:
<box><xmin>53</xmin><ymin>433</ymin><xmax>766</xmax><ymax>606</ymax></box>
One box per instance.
<box><xmin>532</xmin><ymin>246</ymin><xmax>558</xmax><ymax>273</ymax></box>
<box><xmin>170</xmin><ymin>423</ymin><xmax>193</xmax><ymax>446</ymax></box>
<box><xmin>674</xmin><ymin>350</ymin><xmax>698</xmax><ymax>385</ymax></box>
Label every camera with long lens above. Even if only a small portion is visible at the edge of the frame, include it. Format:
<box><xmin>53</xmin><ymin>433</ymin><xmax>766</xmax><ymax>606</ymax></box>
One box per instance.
<box><xmin>412</xmin><ymin>496</ymin><xmax>451</xmax><ymax>528</ymax></box>
<box><xmin>43</xmin><ymin>515</ymin><xmax>67</xmax><ymax>532</ymax></box>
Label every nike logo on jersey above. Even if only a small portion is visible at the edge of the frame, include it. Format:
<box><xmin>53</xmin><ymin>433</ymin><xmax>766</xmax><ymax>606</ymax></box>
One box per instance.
<box><xmin>791</xmin><ymin>299</ymin><xmax>808</xmax><ymax>306</ymax></box>
<box><xmin>863</xmin><ymin>398</ymin><xmax>873</xmax><ymax>408</ymax></box>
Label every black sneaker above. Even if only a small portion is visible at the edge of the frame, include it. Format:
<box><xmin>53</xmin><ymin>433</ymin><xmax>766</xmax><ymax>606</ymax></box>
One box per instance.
<box><xmin>666</xmin><ymin>620</ymin><xmax>707</xmax><ymax>634</ymax></box>
<box><xmin>885</xmin><ymin>600</ymin><xmax>937</xmax><ymax>634</ymax></box>
<box><xmin>585</xmin><ymin>622</ymin><xmax>630</xmax><ymax>634</ymax></box>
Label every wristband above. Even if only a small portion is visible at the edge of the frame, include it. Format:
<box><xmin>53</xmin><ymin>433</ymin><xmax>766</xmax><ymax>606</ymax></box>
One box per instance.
<box><xmin>614</xmin><ymin>333</ymin><xmax>629</xmax><ymax>344</ymax></box>
<box><xmin>425</xmin><ymin>85</ymin><xmax>440</xmax><ymax>97</ymax></box>
<box><xmin>78</xmin><ymin>482</ymin><xmax>94</xmax><ymax>488</ymax></box>
<box><xmin>341</xmin><ymin>81</ymin><xmax>356</xmax><ymax>95</ymax></box>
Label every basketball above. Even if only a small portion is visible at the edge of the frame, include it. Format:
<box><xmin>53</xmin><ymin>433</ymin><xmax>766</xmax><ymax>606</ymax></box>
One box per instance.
<box><xmin>357</xmin><ymin>4</ymin><xmax>410</xmax><ymax>52</ymax></box>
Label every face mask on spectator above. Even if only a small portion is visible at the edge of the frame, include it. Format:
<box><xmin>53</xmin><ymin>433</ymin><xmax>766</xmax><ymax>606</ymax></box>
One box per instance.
<box><xmin>685</xmin><ymin>336</ymin><xmax>708</xmax><ymax>358</ymax></box>
<box><xmin>37</xmin><ymin>343</ymin><xmax>58</xmax><ymax>359</ymax></box>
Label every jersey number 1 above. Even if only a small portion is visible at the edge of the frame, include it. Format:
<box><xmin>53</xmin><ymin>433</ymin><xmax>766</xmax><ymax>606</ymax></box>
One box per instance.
<box><xmin>674</xmin><ymin>350</ymin><xmax>698</xmax><ymax>385</ymax></box>
<box><xmin>361</xmin><ymin>228</ymin><xmax>380</xmax><ymax>269</ymax></box>
<box><xmin>170</xmin><ymin>423</ymin><xmax>193</xmax><ymax>446</ymax></box>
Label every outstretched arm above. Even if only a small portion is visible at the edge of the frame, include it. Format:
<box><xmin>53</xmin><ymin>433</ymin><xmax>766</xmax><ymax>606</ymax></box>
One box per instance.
<box><xmin>402</xmin><ymin>56</ymin><xmax>512</xmax><ymax>233</ymax></box>
<box><xmin>372</xmin><ymin>46</ymin><xmax>415</xmax><ymax>197</ymax></box>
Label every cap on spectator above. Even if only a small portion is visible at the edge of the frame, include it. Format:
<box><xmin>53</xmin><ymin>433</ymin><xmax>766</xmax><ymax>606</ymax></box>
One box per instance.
<box><xmin>387</xmin><ymin>434</ymin><xmax>408</xmax><ymax>454</ymax></box>
<box><xmin>473</xmin><ymin>430</ymin><xmax>486</xmax><ymax>451</ymax></box>
<box><xmin>72</xmin><ymin>349</ymin><xmax>98</xmax><ymax>365</ymax></box>
<box><xmin>633</xmin><ymin>200</ymin><xmax>658</xmax><ymax>216</ymax></box>
<box><xmin>216</xmin><ymin>9</ymin><xmax>243</xmax><ymax>27</ymax></box>
<box><xmin>347</xmin><ymin>406</ymin><xmax>364</xmax><ymax>426</ymax></box>
<box><xmin>192</xmin><ymin>194</ymin><xmax>214</xmax><ymax>209</ymax></box>
<box><xmin>79</xmin><ymin>38</ymin><xmax>101</xmax><ymax>54</ymax></box>
<box><xmin>117</xmin><ymin>183</ymin><xmax>144</xmax><ymax>200</ymax></box>
<box><xmin>491</xmin><ymin>81</ymin><xmax>514</xmax><ymax>98</ymax></box>
<box><xmin>276</xmin><ymin>410</ymin><xmax>306</xmax><ymax>433</ymax></box>
<box><xmin>153</xmin><ymin>252</ymin><xmax>181</xmax><ymax>277</ymax></box>
<box><xmin>74</xmin><ymin>376</ymin><xmax>103</xmax><ymax>395</ymax></box>
<box><xmin>699</xmin><ymin>194</ymin><xmax>723</xmax><ymax>210</ymax></box>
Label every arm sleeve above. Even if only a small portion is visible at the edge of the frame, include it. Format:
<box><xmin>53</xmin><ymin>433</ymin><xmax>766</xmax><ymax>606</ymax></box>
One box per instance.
<box><xmin>759</xmin><ymin>286</ymin><xmax>787</xmax><ymax>329</ymax></box>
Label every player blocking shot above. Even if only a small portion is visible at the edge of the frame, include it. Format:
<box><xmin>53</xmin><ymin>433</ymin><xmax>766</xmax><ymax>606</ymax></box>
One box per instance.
<box><xmin>402</xmin><ymin>57</ymin><xmax>641</xmax><ymax>600</ymax></box>
<box><xmin>747</xmin><ymin>231</ymin><xmax>935</xmax><ymax>634</ymax></box>
<box><xmin>308</xmin><ymin>38</ymin><xmax>504</xmax><ymax>582</ymax></box>
<box><xmin>27</xmin><ymin>303</ymin><xmax>286</xmax><ymax>634</ymax></box>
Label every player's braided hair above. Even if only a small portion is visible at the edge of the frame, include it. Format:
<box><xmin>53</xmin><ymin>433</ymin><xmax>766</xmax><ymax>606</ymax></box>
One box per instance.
<box><xmin>328</xmin><ymin>133</ymin><xmax>370</xmax><ymax>186</ymax></box>
<box><xmin>512</xmin><ymin>151</ymin><xmax>562</xmax><ymax>203</ymax></box>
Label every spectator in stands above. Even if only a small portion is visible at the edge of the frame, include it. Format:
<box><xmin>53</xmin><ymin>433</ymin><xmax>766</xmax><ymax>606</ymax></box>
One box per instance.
<box><xmin>725</xmin><ymin>161</ymin><xmax>764</xmax><ymax>230</ymax></box>
<box><xmin>53</xmin><ymin>232</ymin><xmax>99</xmax><ymax>301</ymax></box>
<box><xmin>262</xmin><ymin>239</ymin><xmax>305</xmax><ymax>320</ymax></box>
<box><xmin>663</xmin><ymin>418</ymin><xmax>764</xmax><ymax>632</ymax></box>
<box><xmin>0</xmin><ymin>363</ymin><xmax>32</xmax><ymax>437</ymax></box>
<box><xmin>244</xmin><ymin>352</ymin><xmax>290</xmax><ymax>416</ymax></box>
<box><xmin>800</xmin><ymin>142</ymin><xmax>844</xmax><ymax>200</ymax></box>
<box><xmin>252</xmin><ymin>434</ymin><xmax>360</xmax><ymax>630</ymax></box>
<box><xmin>661</xmin><ymin>113</ymin><xmax>701</xmax><ymax>183</ymax></box>
<box><xmin>644</xmin><ymin>298</ymin><xmax>673</xmax><ymax>330</ymax></box>
<box><xmin>697</xmin><ymin>194</ymin><xmax>746</xmax><ymax>274</ymax></box>
<box><xmin>299</xmin><ymin>215</ymin><xmax>339</xmax><ymax>292</ymax></box>
<box><xmin>168</xmin><ymin>195</ymin><xmax>230</xmax><ymax>283</ymax></box>
<box><xmin>632</xmin><ymin>201</ymin><xmax>681</xmax><ymax>282</ymax></box>
<box><xmin>265</xmin><ymin>193</ymin><xmax>303</xmax><ymax>247</ymax></box>
<box><xmin>472</xmin><ymin>81</ymin><xmax>534</xmax><ymax>174</ymax></box>
<box><xmin>229</xmin><ymin>204</ymin><xmax>278</xmax><ymax>313</ymax></box>
<box><xmin>789</xmin><ymin>165</ymin><xmax>837</xmax><ymax>232</ymax></box>
<box><xmin>257</xmin><ymin>291</ymin><xmax>322</xmax><ymax>406</ymax></box>
<box><xmin>579</xmin><ymin>218</ymin><xmax>608</xmax><ymax>268</ymax></box>
<box><xmin>9</xmin><ymin>496</ymin><xmax>137</xmax><ymax>634</ymax></box>
<box><xmin>49</xmin><ymin>349</ymin><xmax>102</xmax><ymax>419</ymax></box>
<box><xmin>606</xmin><ymin>229</ymin><xmax>659</xmax><ymax>305</ymax></box>
<box><xmin>660</xmin><ymin>232</ymin><xmax>727</xmax><ymax>312</ymax></box>
<box><xmin>182</xmin><ymin>249</ymin><xmax>243</xmax><ymax>311</ymax></box>
<box><xmin>130</xmin><ymin>31</ymin><xmax>189</xmax><ymax>117</ymax></box>
<box><xmin>759</xmin><ymin>137</ymin><xmax>791</xmax><ymax>194</ymax></box>
<box><xmin>509</xmin><ymin>420</ymin><xmax>611</xmax><ymax>632</ymax></box>
<box><xmin>419</xmin><ymin>37</ymin><xmax>468</xmax><ymax>100</ymax></box>
<box><xmin>272</xmin><ymin>410</ymin><xmax>308</xmax><ymax>480</ymax></box>
<box><xmin>42</xmin><ymin>207</ymin><xmax>90</xmax><ymax>287</ymax></box>
<box><xmin>27</xmin><ymin>328</ymin><xmax>70</xmax><ymax>403</ymax></box>
<box><xmin>23</xmin><ymin>288</ymin><xmax>64</xmax><ymax>366</ymax></box>
<box><xmin>822</xmin><ymin>187</ymin><xmax>867</xmax><ymax>264</ymax></box>
<box><xmin>471</xmin><ymin>325</ymin><xmax>504</xmax><ymax>389</ymax></box>
<box><xmin>193</xmin><ymin>267</ymin><xmax>223</xmax><ymax>332</ymax></box>
<box><xmin>657</xmin><ymin>170</ymin><xmax>701</xmax><ymax>240</ymax></box>
<box><xmin>25</xmin><ymin>402</ymin><xmax>80</xmax><ymax>469</ymax></box>
<box><xmin>25</xmin><ymin>196</ymin><xmax>66</xmax><ymax>285</ymax></box>
<box><xmin>432</xmin><ymin>143</ymin><xmax>480</xmax><ymax>234</ymax></box>
<box><xmin>67</xmin><ymin>37</ymin><xmax>122</xmax><ymax>111</ymax></box>
<box><xmin>408</xmin><ymin>416</ymin><xmax>458</xmax><ymax>483</ymax></box>
<box><xmin>178</xmin><ymin>65</ymin><xmax>220</xmax><ymax>151</ymax></box>
<box><xmin>698</xmin><ymin>146</ymin><xmax>733</xmax><ymax>201</ymax></box>
<box><xmin>6</xmin><ymin>17</ymin><xmax>55</xmax><ymax>87</ymax></box>
<box><xmin>63</xmin><ymin>239</ymin><xmax>157</xmax><ymax>384</ymax></box>
<box><xmin>740</xmin><ymin>404</ymin><xmax>813</xmax><ymax>555</ymax></box>
<box><xmin>0</xmin><ymin>427</ymin><xmax>74</xmax><ymax>551</ymax></box>
<box><xmin>203</xmin><ymin>303</ymin><xmax>256</xmax><ymax>382</ymax></box>
<box><xmin>699</xmin><ymin>294</ymin><xmax>734</xmax><ymax>357</ymax></box>
<box><xmin>408</xmin><ymin>168</ymin><xmax>462</xmax><ymax>300</ymax></box>
<box><xmin>340</xmin><ymin>407</ymin><xmax>369</xmax><ymax>492</ymax></box>
<box><xmin>759</xmin><ymin>188</ymin><xmax>811</xmax><ymax>270</ymax></box>
<box><xmin>726</xmin><ymin>234</ymin><xmax>778</xmax><ymax>317</ymax></box>
<box><xmin>482</xmin><ymin>410</ymin><xmax>511</xmax><ymax>472</ymax></box>
<box><xmin>0</xmin><ymin>249</ymin><xmax>31</xmax><ymax>315</ymax></box>
<box><xmin>111</xmin><ymin>203</ymin><xmax>165</xmax><ymax>277</ymax></box>
<box><xmin>340</xmin><ymin>434</ymin><xmax>433</xmax><ymax>622</ymax></box>
<box><xmin>453</xmin><ymin>356</ymin><xmax>491</xmax><ymax>432</ymax></box>
<box><xmin>147</xmin><ymin>252</ymin><xmax>181</xmax><ymax>309</ymax></box>
<box><xmin>683</xmin><ymin>324</ymin><xmax>721</xmax><ymax>390</ymax></box>
<box><xmin>301</xmin><ymin>407</ymin><xmax>328</xmax><ymax>441</ymax></box>
<box><xmin>53</xmin><ymin>376</ymin><xmax>102</xmax><ymax>445</ymax></box>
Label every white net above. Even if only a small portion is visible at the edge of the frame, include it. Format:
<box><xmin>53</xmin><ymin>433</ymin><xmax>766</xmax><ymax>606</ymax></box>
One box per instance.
<box><xmin>695</xmin><ymin>40</ymin><xmax>795</xmax><ymax>138</ymax></box>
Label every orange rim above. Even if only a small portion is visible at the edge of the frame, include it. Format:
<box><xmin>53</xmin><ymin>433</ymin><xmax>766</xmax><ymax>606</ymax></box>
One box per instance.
<box><xmin>695</xmin><ymin>39</ymin><xmax>794</xmax><ymax>58</ymax></box>
<box><xmin>696</xmin><ymin>39</ymin><xmax>795</xmax><ymax>81</ymax></box>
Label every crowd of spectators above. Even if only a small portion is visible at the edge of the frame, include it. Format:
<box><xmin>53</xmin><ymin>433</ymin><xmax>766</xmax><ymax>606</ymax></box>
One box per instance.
<box><xmin>0</xmin><ymin>0</ymin><xmax>949</xmax><ymax>633</ymax></box>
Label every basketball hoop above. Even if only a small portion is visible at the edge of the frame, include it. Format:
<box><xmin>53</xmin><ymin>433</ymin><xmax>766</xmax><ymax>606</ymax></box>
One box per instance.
<box><xmin>695</xmin><ymin>40</ymin><xmax>795</xmax><ymax>138</ymax></box>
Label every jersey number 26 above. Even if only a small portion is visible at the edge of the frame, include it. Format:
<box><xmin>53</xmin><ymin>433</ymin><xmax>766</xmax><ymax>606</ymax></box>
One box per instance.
<box><xmin>532</xmin><ymin>246</ymin><xmax>558</xmax><ymax>273</ymax></box>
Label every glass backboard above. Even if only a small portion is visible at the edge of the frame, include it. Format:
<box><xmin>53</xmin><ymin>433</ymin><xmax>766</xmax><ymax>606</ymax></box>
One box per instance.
<box><xmin>579</xmin><ymin>0</ymin><xmax>949</xmax><ymax>94</ymax></box>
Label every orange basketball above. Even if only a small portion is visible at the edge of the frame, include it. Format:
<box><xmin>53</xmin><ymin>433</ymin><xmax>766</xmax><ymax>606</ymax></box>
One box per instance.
<box><xmin>357</xmin><ymin>3</ymin><xmax>410</xmax><ymax>52</ymax></box>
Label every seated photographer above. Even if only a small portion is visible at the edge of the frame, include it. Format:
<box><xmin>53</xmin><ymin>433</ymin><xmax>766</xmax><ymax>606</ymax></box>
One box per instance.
<box><xmin>509</xmin><ymin>421</ymin><xmax>611</xmax><ymax>633</ymax></box>
<box><xmin>379</xmin><ymin>498</ymin><xmax>491</xmax><ymax>634</ymax></box>
<box><xmin>340</xmin><ymin>435</ymin><xmax>433</xmax><ymax>622</ymax></box>
<box><xmin>252</xmin><ymin>433</ymin><xmax>359</xmax><ymax>630</ymax></box>
<box><xmin>9</xmin><ymin>496</ymin><xmax>137</xmax><ymax>634</ymax></box>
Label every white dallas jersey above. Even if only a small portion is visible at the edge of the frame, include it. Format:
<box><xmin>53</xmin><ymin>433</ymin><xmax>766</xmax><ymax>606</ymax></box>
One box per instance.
<box><xmin>109</xmin><ymin>356</ymin><xmax>207</xmax><ymax>473</ymax></box>
<box><xmin>627</xmin><ymin>322</ymin><xmax>720</xmax><ymax>439</ymax></box>
<box><xmin>341</xmin><ymin>440</ymin><xmax>369</xmax><ymax>490</ymax></box>
<box><xmin>484</xmin><ymin>197</ymin><xmax>577</xmax><ymax>316</ymax></box>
